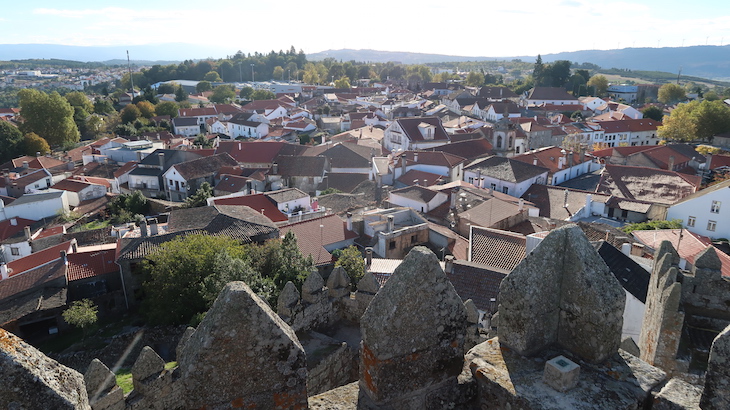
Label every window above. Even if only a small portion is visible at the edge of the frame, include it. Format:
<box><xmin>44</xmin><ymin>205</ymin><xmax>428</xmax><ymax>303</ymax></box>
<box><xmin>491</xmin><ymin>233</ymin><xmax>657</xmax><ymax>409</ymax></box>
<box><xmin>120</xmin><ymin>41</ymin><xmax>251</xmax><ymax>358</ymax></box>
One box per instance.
<box><xmin>490</xmin><ymin>183</ymin><xmax>496</xmax><ymax>190</ymax></box>
<box><xmin>10</xmin><ymin>247</ymin><xmax>19</xmax><ymax>256</ymax></box>
<box><xmin>687</xmin><ymin>216</ymin><xmax>696</xmax><ymax>227</ymax></box>
<box><xmin>411</xmin><ymin>235</ymin><xmax>417</xmax><ymax>243</ymax></box>
<box><xmin>468</xmin><ymin>177</ymin><xmax>474</xmax><ymax>184</ymax></box>
<box><xmin>389</xmin><ymin>241</ymin><xmax>396</xmax><ymax>250</ymax></box>
<box><xmin>711</xmin><ymin>201</ymin><xmax>721</xmax><ymax>213</ymax></box>
<box><xmin>708</xmin><ymin>220</ymin><xmax>717</xmax><ymax>232</ymax></box>
<box><xmin>169</xmin><ymin>179</ymin><xmax>173</xmax><ymax>186</ymax></box>
<box><xmin>502</xmin><ymin>186</ymin><xmax>509</xmax><ymax>194</ymax></box>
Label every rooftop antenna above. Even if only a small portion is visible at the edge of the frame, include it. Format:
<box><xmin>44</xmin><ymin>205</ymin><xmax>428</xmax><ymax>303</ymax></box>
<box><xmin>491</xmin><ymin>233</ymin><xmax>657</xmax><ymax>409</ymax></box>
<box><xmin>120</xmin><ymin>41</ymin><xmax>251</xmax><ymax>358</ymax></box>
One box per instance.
<box><xmin>126</xmin><ymin>50</ymin><xmax>134</xmax><ymax>94</ymax></box>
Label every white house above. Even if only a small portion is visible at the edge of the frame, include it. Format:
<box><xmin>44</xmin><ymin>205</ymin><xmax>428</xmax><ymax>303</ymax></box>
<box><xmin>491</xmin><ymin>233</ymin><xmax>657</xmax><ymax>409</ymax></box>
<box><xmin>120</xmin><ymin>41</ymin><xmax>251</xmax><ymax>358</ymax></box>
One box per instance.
<box><xmin>523</xmin><ymin>87</ymin><xmax>580</xmax><ymax>107</ymax></box>
<box><xmin>383</xmin><ymin>117</ymin><xmax>450</xmax><ymax>152</ymax></box>
<box><xmin>594</xmin><ymin>119</ymin><xmax>661</xmax><ymax>147</ymax></box>
<box><xmin>667</xmin><ymin>179</ymin><xmax>730</xmax><ymax>240</ymax></box>
<box><xmin>464</xmin><ymin>156</ymin><xmax>549</xmax><ymax>198</ymax></box>
<box><xmin>388</xmin><ymin>185</ymin><xmax>449</xmax><ymax>213</ymax></box>
<box><xmin>0</xmin><ymin>191</ymin><xmax>70</xmax><ymax>222</ymax></box>
<box><xmin>227</xmin><ymin>117</ymin><xmax>269</xmax><ymax>139</ymax></box>
<box><xmin>172</xmin><ymin>117</ymin><xmax>200</xmax><ymax>136</ymax></box>
<box><xmin>50</xmin><ymin>179</ymin><xmax>107</xmax><ymax>207</ymax></box>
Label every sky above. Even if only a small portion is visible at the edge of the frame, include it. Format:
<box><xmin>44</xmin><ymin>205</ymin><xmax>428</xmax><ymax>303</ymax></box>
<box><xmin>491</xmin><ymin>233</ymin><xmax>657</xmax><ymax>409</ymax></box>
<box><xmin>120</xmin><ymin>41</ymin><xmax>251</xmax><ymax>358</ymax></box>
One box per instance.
<box><xmin>1</xmin><ymin>0</ymin><xmax>729</xmax><ymax>58</ymax></box>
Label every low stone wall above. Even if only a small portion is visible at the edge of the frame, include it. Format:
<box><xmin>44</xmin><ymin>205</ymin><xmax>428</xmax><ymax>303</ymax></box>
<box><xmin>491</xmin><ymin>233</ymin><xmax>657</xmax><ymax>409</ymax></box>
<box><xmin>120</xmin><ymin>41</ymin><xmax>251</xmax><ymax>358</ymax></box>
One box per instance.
<box><xmin>306</xmin><ymin>342</ymin><xmax>358</xmax><ymax>396</ymax></box>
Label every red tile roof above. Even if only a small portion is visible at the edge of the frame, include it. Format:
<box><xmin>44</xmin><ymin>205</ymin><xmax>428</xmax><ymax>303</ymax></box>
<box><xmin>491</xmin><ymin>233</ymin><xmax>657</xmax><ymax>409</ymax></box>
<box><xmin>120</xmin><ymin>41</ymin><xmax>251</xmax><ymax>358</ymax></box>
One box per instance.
<box><xmin>51</xmin><ymin>178</ymin><xmax>99</xmax><ymax>193</ymax></box>
<box><xmin>6</xmin><ymin>240</ymin><xmax>75</xmax><ymax>278</ymax></box>
<box><xmin>34</xmin><ymin>226</ymin><xmax>65</xmax><ymax>239</ymax></box>
<box><xmin>396</xmin><ymin>150</ymin><xmax>465</xmax><ymax>168</ymax></box>
<box><xmin>396</xmin><ymin>170</ymin><xmax>445</xmax><ymax>187</ymax></box>
<box><xmin>216</xmin><ymin>141</ymin><xmax>289</xmax><ymax>164</ymax></box>
<box><xmin>632</xmin><ymin>229</ymin><xmax>730</xmax><ymax>278</ymax></box>
<box><xmin>470</xmin><ymin>227</ymin><xmax>526</xmax><ymax>271</ymax></box>
<box><xmin>513</xmin><ymin>146</ymin><xmax>589</xmax><ymax>174</ymax></box>
<box><xmin>595</xmin><ymin>118</ymin><xmax>660</xmax><ymax>133</ymax></box>
<box><xmin>67</xmin><ymin>249</ymin><xmax>119</xmax><ymax>281</ymax></box>
<box><xmin>113</xmin><ymin>161</ymin><xmax>138</xmax><ymax>178</ymax></box>
<box><xmin>394</xmin><ymin>117</ymin><xmax>450</xmax><ymax>142</ymax></box>
<box><xmin>281</xmin><ymin>215</ymin><xmax>358</xmax><ymax>266</ymax></box>
<box><xmin>0</xmin><ymin>218</ymin><xmax>35</xmax><ymax>241</ymax></box>
<box><xmin>597</xmin><ymin>165</ymin><xmax>701</xmax><ymax>205</ymax></box>
<box><xmin>211</xmin><ymin>194</ymin><xmax>287</xmax><ymax>222</ymax></box>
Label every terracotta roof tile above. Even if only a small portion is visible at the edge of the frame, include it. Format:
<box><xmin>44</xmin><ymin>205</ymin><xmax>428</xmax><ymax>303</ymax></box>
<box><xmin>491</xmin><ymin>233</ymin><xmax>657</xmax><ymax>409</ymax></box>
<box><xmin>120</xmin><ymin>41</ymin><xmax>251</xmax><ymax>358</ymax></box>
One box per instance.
<box><xmin>67</xmin><ymin>249</ymin><xmax>118</xmax><ymax>282</ymax></box>
<box><xmin>447</xmin><ymin>260</ymin><xmax>506</xmax><ymax>313</ymax></box>
<box><xmin>469</xmin><ymin>226</ymin><xmax>526</xmax><ymax>271</ymax></box>
<box><xmin>281</xmin><ymin>215</ymin><xmax>358</xmax><ymax>266</ymax></box>
<box><xmin>632</xmin><ymin>229</ymin><xmax>730</xmax><ymax>278</ymax></box>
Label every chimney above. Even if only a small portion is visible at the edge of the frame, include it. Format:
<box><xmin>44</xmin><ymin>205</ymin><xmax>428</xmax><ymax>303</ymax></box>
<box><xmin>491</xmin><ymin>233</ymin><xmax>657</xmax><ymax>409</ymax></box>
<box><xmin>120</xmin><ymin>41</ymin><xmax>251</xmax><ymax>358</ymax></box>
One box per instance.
<box><xmin>668</xmin><ymin>155</ymin><xmax>675</xmax><ymax>170</ymax></box>
<box><xmin>346</xmin><ymin>212</ymin><xmax>353</xmax><ymax>231</ymax></box>
<box><xmin>568</xmin><ymin>151</ymin><xmax>574</xmax><ymax>167</ymax></box>
<box><xmin>36</xmin><ymin>151</ymin><xmax>41</xmax><ymax>157</ymax></box>
<box><xmin>423</xmin><ymin>179</ymin><xmax>428</xmax><ymax>186</ymax></box>
<box><xmin>60</xmin><ymin>250</ymin><xmax>68</xmax><ymax>265</ymax></box>
<box><xmin>621</xmin><ymin>242</ymin><xmax>631</xmax><ymax>256</ymax></box>
<box><xmin>413</xmin><ymin>179</ymin><xmax>419</xmax><ymax>186</ymax></box>
<box><xmin>272</xmin><ymin>162</ymin><xmax>279</xmax><ymax>174</ymax></box>
<box><xmin>261</xmin><ymin>209</ymin><xmax>265</xmax><ymax>216</ymax></box>
<box><xmin>365</xmin><ymin>247</ymin><xmax>373</xmax><ymax>267</ymax></box>
<box><xmin>136</xmin><ymin>151</ymin><xmax>143</xmax><ymax>162</ymax></box>
<box><xmin>67</xmin><ymin>159</ymin><xmax>74</xmax><ymax>170</ymax></box>
<box><xmin>0</xmin><ymin>263</ymin><xmax>8</xmax><ymax>280</ymax></box>
<box><xmin>24</xmin><ymin>226</ymin><xmax>31</xmax><ymax>241</ymax></box>
<box><xmin>518</xmin><ymin>198</ymin><xmax>524</xmax><ymax>212</ymax></box>
<box><xmin>10</xmin><ymin>218</ymin><xmax>17</xmax><ymax>226</ymax></box>
<box><xmin>450</xmin><ymin>188</ymin><xmax>458</xmax><ymax>208</ymax></box>
<box><xmin>585</xmin><ymin>194</ymin><xmax>592</xmax><ymax>217</ymax></box>
<box><xmin>414</xmin><ymin>152</ymin><xmax>418</xmax><ymax>162</ymax></box>
<box><xmin>533</xmin><ymin>158</ymin><xmax>538</xmax><ymax>166</ymax></box>
<box><xmin>149</xmin><ymin>218</ymin><xmax>159</xmax><ymax>236</ymax></box>
<box><xmin>71</xmin><ymin>240</ymin><xmax>78</xmax><ymax>253</ymax></box>
<box><xmin>476</xmin><ymin>169</ymin><xmax>482</xmax><ymax>187</ymax></box>
<box><xmin>239</xmin><ymin>142</ymin><xmax>242</xmax><ymax>150</ymax></box>
<box><xmin>22</xmin><ymin>161</ymin><xmax>29</xmax><ymax>169</ymax></box>
<box><xmin>444</xmin><ymin>255</ymin><xmax>454</xmax><ymax>273</ymax></box>
<box><xmin>387</xmin><ymin>215</ymin><xmax>395</xmax><ymax>232</ymax></box>
<box><xmin>140</xmin><ymin>219</ymin><xmax>148</xmax><ymax>237</ymax></box>
<box><xmin>158</xmin><ymin>153</ymin><xmax>165</xmax><ymax>170</ymax></box>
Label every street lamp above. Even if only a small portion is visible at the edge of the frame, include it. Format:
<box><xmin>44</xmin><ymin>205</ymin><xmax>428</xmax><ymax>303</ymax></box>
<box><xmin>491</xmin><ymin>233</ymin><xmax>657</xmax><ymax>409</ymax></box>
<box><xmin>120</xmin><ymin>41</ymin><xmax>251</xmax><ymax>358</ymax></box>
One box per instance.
<box><xmin>250</xmin><ymin>64</ymin><xmax>255</xmax><ymax>83</ymax></box>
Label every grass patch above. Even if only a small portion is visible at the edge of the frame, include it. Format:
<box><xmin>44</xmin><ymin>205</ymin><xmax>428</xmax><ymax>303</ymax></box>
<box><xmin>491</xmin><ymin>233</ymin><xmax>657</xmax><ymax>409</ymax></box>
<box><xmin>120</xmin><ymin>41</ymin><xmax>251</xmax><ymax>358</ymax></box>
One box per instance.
<box><xmin>72</xmin><ymin>219</ymin><xmax>111</xmax><ymax>232</ymax></box>
<box><xmin>116</xmin><ymin>361</ymin><xmax>177</xmax><ymax>394</ymax></box>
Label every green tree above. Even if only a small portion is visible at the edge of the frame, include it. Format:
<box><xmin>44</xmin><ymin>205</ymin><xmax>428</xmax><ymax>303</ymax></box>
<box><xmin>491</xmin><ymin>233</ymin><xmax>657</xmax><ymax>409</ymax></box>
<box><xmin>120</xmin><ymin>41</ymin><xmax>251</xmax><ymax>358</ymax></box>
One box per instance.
<box><xmin>334</xmin><ymin>245</ymin><xmax>365</xmax><ymax>286</ymax></box>
<box><xmin>84</xmin><ymin>115</ymin><xmax>105</xmax><ymax>139</ymax></box>
<box><xmin>185</xmin><ymin>182</ymin><xmax>213</xmax><ymax>208</ymax></box>
<box><xmin>196</xmin><ymin>81</ymin><xmax>212</xmax><ymax>93</ymax></box>
<box><xmin>622</xmin><ymin>219</ymin><xmax>682</xmax><ymax>234</ymax></box>
<box><xmin>174</xmin><ymin>85</ymin><xmax>188</xmax><ymax>102</ymax></box>
<box><xmin>704</xmin><ymin>91</ymin><xmax>720</xmax><ymax>101</ymax></box>
<box><xmin>658</xmin><ymin>83</ymin><xmax>686</xmax><ymax>104</ymax></box>
<box><xmin>141</xmin><ymin>234</ymin><xmax>250</xmax><ymax>324</ymax></box>
<box><xmin>203</xmin><ymin>71</ymin><xmax>222</xmax><ymax>82</ymax></box>
<box><xmin>251</xmin><ymin>89</ymin><xmax>275</xmax><ymax>100</ymax></box>
<box><xmin>62</xmin><ymin>299</ymin><xmax>98</xmax><ymax>337</ymax></box>
<box><xmin>209</xmin><ymin>85</ymin><xmax>236</xmax><ymax>103</ymax></box>
<box><xmin>334</xmin><ymin>76</ymin><xmax>351</xmax><ymax>89</ymax></box>
<box><xmin>121</xmin><ymin>104</ymin><xmax>141</xmax><ymax>124</ymax></box>
<box><xmin>20</xmin><ymin>132</ymin><xmax>50</xmax><ymax>156</ymax></box>
<box><xmin>18</xmin><ymin>89</ymin><xmax>80</xmax><ymax>147</ymax></box>
<box><xmin>658</xmin><ymin>100</ymin><xmax>730</xmax><ymax>142</ymax></box>
<box><xmin>273</xmin><ymin>66</ymin><xmax>285</xmax><ymax>81</ymax></box>
<box><xmin>641</xmin><ymin>105</ymin><xmax>664</xmax><ymax>122</ymax></box>
<box><xmin>246</xmin><ymin>230</ymin><xmax>314</xmax><ymax>289</ymax></box>
<box><xmin>155</xmin><ymin>101</ymin><xmax>179</xmax><ymax>118</ymax></box>
<box><xmin>0</xmin><ymin>121</ymin><xmax>23</xmax><ymax>162</ymax></box>
<box><xmin>64</xmin><ymin>91</ymin><xmax>94</xmax><ymax>113</ymax></box>
<box><xmin>239</xmin><ymin>86</ymin><xmax>254</xmax><ymax>100</ymax></box>
<box><xmin>109</xmin><ymin>190</ymin><xmax>149</xmax><ymax>223</ymax></box>
<box><xmin>93</xmin><ymin>99</ymin><xmax>115</xmax><ymax>115</ymax></box>
<box><xmin>136</xmin><ymin>101</ymin><xmax>155</xmax><ymax>119</ymax></box>
<box><xmin>156</xmin><ymin>82</ymin><xmax>176</xmax><ymax>94</ymax></box>
<box><xmin>466</xmin><ymin>71</ymin><xmax>485</xmax><ymax>87</ymax></box>
<box><xmin>200</xmin><ymin>250</ymin><xmax>276</xmax><ymax>306</ymax></box>
<box><xmin>533</xmin><ymin>55</ymin><xmax>545</xmax><ymax>86</ymax></box>
<box><xmin>587</xmin><ymin>75</ymin><xmax>608</xmax><ymax>96</ymax></box>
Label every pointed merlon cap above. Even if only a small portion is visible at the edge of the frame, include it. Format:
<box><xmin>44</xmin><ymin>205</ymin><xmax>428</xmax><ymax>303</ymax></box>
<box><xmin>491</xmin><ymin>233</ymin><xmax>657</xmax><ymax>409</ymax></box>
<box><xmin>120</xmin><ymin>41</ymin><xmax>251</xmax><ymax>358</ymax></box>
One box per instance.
<box><xmin>701</xmin><ymin>324</ymin><xmax>730</xmax><ymax>409</ymax></box>
<box><xmin>326</xmin><ymin>266</ymin><xmax>350</xmax><ymax>289</ymax></box>
<box><xmin>694</xmin><ymin>246</ymin><xmax>722</xmax><ymax>271</ymax></box>
<box><xmin>356</xmin><ymin>271</ymin><xmax>380</xmax><ymax>294</ymax></box>
<box><xmin>84</xmin><ymin>358</ymin><xmax>117</xmax><ymax>397</ymax></box>
<box><xmin>277</xmin><ymin>281</ymin><xmax>300</xmax><ymax>314</ymax></box>
<box><xmin>498</xmin><ymin>224</ymin><xmax>625</xmax><ymax>363</ymax></box>
<box><xmin>131</xmin><ymin>346</ymin><xmax>164</xmax><ymax>382</ymax></box>
<box><xmin>0</xmin><ymin>328</ymin><xmax>90</xmax><ymax>409</ymax></box>
<box><xmin>179</xmin><ymin>281</ymin><xmax>308</xmax><ymax>409</ymax></box>
<box><xmin>301</xmin><ymin>270</ymin><xmax>325</xmax><ymax>303</ymax></box>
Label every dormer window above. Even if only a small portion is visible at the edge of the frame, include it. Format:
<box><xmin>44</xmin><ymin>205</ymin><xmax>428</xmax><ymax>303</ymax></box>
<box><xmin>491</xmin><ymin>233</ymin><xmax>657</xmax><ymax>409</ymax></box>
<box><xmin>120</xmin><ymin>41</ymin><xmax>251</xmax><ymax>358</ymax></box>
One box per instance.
<box><xmin>418</xmin><ymin>122</ymin><xmax>436</xmax><ymax>140</ymax></box>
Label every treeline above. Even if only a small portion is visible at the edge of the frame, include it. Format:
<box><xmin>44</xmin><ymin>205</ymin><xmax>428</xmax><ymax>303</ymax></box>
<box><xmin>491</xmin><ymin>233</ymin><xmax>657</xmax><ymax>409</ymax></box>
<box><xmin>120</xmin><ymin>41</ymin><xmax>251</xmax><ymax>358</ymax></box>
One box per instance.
<box><xmin>0</xmin><ymin>59</ymin><xmax>105</xmax><ymax>69</ymax></box>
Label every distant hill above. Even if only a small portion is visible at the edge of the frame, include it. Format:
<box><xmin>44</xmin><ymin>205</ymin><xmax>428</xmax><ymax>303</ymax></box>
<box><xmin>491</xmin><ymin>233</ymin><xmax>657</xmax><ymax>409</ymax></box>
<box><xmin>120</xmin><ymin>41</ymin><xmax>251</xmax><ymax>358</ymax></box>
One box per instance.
<box><xmin>308</xmin><ymin>46</ymin><xmax>730</xmax><ymax>80</ymax></box>
<box><xmin>0</xmin><ymin>43</ymin><xmax>234</xmax><ymax>64</ymax></box>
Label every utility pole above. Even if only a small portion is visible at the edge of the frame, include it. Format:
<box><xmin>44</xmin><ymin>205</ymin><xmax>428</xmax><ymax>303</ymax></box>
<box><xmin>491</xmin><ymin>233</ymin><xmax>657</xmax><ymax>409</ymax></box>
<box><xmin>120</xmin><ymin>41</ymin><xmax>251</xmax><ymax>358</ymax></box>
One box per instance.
<box><xmin>238</xmin><ymin>61</ymin><xmax>242</xmax><ymax>83</ymax></box>
<box><xmin>251</xmin><ymin>64</ymin><xmax>255</xmax><ymax>83</ymax></box>
<box><xmin>126</xmin><ymin>50</ymin><xmax>134</xmax><ymax>94</ymax></box>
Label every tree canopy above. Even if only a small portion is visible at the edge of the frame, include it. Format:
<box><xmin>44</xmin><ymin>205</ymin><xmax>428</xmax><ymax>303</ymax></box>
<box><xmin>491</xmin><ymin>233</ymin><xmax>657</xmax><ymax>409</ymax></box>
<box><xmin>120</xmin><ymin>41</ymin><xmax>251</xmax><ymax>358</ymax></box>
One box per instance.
<box><xmin>155</xmin><ymin>101</ymin><xmax>179</xmax><ymax>118</ymax></box>
<box><xmin>658</xmin><ymin>83</ymin><xmax>687</xmax><ymax>104</ymax></box>
<box><xmin>209</xmin><ymin>85</ymin><xmax>236</xmax><ymax>103</ymax></box>
<box><xmin>184</xmin><ymin>182</ymin><xmax>213</xmax><ymax>207</ymax></box>
<box><xmin>334</xmin><ymin>245</ymin><xmax>365</xmax><ymax>286</ymax></box>
<box><xmin>18</xmin><ymin>89</ymin><xmax>79</xmax><ymax>147</ymax></box>
<box><xmin>658</xmin><ymin>100</ymin><xmax>730</xmax><ymax>142</ymax></box>
<box><xmin>20</xmin><ymin>132</ymin><xmax>50</xmax><ymax>156</ymax></box>
<box><xmin>587</xmin><ymin>75</ymin><xmax>609</xmax><ymax>96</ymax></box>
<box><xmin>641</xmin><ymin>105</ymin><xmax>664</xmax><ymax>122</ymax></box>
<box><xmin>62</xmin><ymin>299</ymin><xmax>98</xmax><ymax>337</ymax></box>
<box><xmin>0</xmin><ymin>121</ymin><xmax>23</xmax><ymax>162</ymax></box>
<box><xmin>141</xmin><ymin>232</ymin><xmax>312</xmax><ymax>325</ymax></box>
